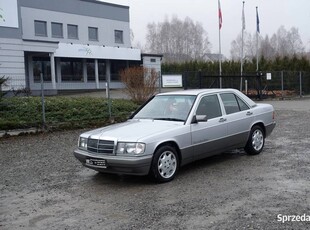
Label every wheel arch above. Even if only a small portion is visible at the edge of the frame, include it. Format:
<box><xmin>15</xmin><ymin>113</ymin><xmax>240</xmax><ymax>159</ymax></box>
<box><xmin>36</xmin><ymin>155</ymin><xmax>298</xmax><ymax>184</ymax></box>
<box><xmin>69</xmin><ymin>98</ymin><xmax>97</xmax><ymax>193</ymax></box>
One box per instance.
<box><xmin>153</xmin><ymin>141</ymin><xmax>182</xmax><ymax>165</ymax></box>
<box><xmin>251</xmin><ymin>122</ymin><xmax>266</xmax><ymax>137</ymax></box>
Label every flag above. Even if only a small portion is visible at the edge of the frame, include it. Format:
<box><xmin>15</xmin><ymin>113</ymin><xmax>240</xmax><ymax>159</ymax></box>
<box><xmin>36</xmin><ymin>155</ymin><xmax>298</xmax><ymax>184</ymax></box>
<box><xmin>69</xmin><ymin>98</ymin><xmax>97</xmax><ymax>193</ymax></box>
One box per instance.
<box><xmin>218</xmin><ymin>0</ymin><xmax>222</xmax><ymax>29</ymax></box>
<box><xmin>242</xmin><ymin>1</ymin><xmax>245</xmax><ymax>30</ymax></box>
<box><xmin>256</xmin><ymin>7</ymin><xmax>260</xmax><ymax>33</ymax></box>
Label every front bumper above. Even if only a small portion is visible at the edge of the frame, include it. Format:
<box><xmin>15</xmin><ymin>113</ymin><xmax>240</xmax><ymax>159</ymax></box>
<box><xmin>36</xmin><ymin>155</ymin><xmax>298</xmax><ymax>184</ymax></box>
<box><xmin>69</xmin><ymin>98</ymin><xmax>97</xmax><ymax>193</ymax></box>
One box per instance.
<box><xmin>73</xmin><ymin>149</ymin><xmax>153</xmax><ymax>176</ymax></box>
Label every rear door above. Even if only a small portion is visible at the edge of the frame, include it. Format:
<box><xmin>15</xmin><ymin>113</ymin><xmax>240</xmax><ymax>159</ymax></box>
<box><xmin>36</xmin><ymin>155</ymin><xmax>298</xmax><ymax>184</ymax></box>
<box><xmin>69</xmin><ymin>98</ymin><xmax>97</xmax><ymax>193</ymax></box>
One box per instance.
<box><xmin>191</xmin><ymin>94</ymin><xmax>228</xmax><ymax>159</ymax></box>
<box><xmin>219</xmin><ymin>93</ymin><xmax>254</xmax><ymax>148</ymax></box>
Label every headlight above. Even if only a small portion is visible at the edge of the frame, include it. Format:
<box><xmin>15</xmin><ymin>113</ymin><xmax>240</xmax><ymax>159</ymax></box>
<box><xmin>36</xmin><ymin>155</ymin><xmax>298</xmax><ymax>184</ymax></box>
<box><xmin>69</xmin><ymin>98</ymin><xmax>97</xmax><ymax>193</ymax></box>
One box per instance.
<box><xmin>116</xmin><ymin>142</ymin><xmax>145</xmax><ymax>155</ymax></box>
<box><xmin>79</xmin><ymin>137</ymin><xmax>88</xmax><ymax>149</ymax></box>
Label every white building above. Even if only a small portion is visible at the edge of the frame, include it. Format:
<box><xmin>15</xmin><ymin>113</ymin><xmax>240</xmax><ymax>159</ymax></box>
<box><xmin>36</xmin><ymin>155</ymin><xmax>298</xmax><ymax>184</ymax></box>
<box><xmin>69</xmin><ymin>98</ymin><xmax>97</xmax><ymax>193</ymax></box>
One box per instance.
<box><xmin>0</xmin><ymin>0</ymin><xmax>162</xmax><ymax>94</ymax></box>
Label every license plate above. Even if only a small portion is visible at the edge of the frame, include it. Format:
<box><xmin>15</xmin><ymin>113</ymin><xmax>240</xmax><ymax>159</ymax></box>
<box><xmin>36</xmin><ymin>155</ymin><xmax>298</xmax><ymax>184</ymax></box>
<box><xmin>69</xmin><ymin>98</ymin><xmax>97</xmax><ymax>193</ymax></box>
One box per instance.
<box><xmin>86</xmin><ymin>158</ymin><xmax>107</xmax><ymax>168</ymax></box>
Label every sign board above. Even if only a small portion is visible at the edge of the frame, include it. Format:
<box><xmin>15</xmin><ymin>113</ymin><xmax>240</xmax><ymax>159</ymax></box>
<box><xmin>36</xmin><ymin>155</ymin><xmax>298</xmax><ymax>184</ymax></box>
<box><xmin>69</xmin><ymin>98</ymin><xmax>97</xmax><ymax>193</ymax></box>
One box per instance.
<box><xmin>0</xmin><ymin>0</ymin><xmax>19</xmax><ymax>28</ymax></box>
<box><xmin>266</xmin><ymin>73</ymin><xmax>272</xmax><ymax>80</ymax></box>
<box><xmin>162</xmin><ymin>75</ymin><xmax>183</xmax><ymax>88</ymax></box>
<box><xmin>54</xmin><ymin>43</ymin><xmax>141</xmax><ymax>60</ymax></box>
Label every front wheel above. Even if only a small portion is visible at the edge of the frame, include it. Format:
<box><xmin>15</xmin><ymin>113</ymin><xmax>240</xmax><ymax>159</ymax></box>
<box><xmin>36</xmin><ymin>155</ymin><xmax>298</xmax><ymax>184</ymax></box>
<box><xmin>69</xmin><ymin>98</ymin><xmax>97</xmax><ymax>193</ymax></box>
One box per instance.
<box><xmin>245</xmin><ymin>126</ymin><xmax>265</xmax><ymax>155</ymax></box>
<box><xmin>149</xmin><ymin>145</ymin><xmax>179</xmax><ymax>183</ymax></box>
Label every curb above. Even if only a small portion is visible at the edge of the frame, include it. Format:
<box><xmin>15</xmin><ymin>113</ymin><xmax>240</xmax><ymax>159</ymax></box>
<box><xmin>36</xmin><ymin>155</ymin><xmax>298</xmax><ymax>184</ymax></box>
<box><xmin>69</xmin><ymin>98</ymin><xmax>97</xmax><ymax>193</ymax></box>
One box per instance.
<box><xmin>0</xmin><ymin>128</ymin><xmax>42</xmax><ymax>138</ymax></box>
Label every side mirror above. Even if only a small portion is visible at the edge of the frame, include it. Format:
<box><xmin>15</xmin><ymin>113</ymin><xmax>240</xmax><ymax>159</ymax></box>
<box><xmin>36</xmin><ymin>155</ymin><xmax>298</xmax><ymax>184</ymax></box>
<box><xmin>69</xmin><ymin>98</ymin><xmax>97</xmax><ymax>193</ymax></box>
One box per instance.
<box><xmin>192</xmin><ymin>115</ymin><xmax>208</xmax><ymax>123</ymax></box>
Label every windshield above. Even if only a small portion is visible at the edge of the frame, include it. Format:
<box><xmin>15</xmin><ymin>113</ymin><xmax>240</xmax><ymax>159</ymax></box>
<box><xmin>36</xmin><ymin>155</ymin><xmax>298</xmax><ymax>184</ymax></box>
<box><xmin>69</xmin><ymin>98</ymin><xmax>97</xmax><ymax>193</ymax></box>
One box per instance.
<box><xmin>133</xmin><ymin>95</ymin><xmax>196</xmax><ymax>122</ymax></box>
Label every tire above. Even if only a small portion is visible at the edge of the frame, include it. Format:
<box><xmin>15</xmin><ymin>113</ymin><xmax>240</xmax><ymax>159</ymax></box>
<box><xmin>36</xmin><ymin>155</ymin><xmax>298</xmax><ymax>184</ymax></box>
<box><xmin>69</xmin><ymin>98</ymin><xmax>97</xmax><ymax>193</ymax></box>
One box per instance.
<box><xmin>149</xmin><ymin>145</ymin><xmax>179</xmax><ymax>183</ymax></box>
<box><xmin>245</xmin><ymin>125</ymin><xmax>265</xmax><ymax>155</ymax></box>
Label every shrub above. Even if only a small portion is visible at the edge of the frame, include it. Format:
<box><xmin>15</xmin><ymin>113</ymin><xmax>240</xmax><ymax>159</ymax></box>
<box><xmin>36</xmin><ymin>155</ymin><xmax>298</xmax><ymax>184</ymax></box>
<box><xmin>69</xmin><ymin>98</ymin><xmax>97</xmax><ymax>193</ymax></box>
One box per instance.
<box><xmin>120</xmin><ymin>67</ymin><xmax>159</xmax><ymax>104</ymax></box>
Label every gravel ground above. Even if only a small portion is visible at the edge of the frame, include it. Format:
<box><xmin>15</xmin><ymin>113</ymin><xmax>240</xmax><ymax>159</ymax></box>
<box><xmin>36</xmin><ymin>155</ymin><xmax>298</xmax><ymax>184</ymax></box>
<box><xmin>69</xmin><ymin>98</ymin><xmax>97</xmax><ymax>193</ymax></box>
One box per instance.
<box><xmin>0</xmin><ymin>99</ymin><xmax>309</xmax><ymax>230</ymax></box>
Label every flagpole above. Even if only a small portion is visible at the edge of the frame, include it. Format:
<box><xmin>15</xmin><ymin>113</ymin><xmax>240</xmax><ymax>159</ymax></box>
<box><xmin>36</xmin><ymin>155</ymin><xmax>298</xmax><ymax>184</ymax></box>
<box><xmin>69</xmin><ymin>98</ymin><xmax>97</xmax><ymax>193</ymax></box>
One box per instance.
<box><xmin>218</xmin><ymin>0</ymin><xmax>222</xmax><ymax>88</ymax></box>
<box><xmin>219</xmin><ymin>29</ymin><xmax>222</xmax><ymax>88</ymax></box>
<box><xmin>256</xmin><ymin>6</ymin><xmax>259</xmax><ymax>72</ymax></box>
<box><xmin>240</xmin><ymin>1</ymin><xmax>245</xmax><ymax>91</ymax></box>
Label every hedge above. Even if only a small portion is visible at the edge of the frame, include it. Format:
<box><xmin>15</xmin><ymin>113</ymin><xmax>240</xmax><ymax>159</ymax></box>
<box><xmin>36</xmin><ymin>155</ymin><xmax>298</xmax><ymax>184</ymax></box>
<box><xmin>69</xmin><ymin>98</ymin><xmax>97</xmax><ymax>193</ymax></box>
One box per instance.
<box><xmin>0</xmin><ymin>96</ymin><xmax>139</xmax><ymax>130</ymax></box>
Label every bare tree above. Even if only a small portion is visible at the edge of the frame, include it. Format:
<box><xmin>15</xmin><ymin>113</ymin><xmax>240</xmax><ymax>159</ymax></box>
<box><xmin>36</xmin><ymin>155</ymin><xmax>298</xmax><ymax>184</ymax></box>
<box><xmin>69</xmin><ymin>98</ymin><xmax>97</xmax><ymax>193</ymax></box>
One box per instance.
<box><xmin>146</xmin><ymin>16</ymin><xmax>211</xmax><ymax>63</ymax></box>
<box><xmin>272</xmin><ymin>26</ymin><xmax>304</xmax><ymax>57</ymax></box>
<box><xmin>260</xmin><ymin>35</ymin><xmax>276</xmax><ymax>59</ymax></box>
<box><xmin>130</xmin><ymin>29</ymin><xmax>134</xmax><ymax>44</ymax></box>
<box><xmin>230</xmin><ymin>31</ymin><xmax>257</xmax><ymax>61</ymax></box>
<box><xmin>230</xmin><ymin>25</ymin><xmax>305</xmax><ymax>60</ymax></box>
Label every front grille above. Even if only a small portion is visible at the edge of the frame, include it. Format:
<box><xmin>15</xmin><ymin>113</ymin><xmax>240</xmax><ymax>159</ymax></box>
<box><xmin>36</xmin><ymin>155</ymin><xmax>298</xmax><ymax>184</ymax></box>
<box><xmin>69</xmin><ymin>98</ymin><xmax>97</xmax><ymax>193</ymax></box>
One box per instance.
<box><xmin>87</xmin><ymin>139</ymin><xmax>115</xmax><ymax>154</ymax></box>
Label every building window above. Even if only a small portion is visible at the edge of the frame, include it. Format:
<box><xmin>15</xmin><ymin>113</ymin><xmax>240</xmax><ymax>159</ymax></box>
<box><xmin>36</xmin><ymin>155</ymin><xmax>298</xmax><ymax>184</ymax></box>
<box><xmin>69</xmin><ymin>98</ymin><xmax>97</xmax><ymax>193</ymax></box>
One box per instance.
<box><xmin>114</xmin><ymin>30</ymin><xmax>123</xmax><ymax>44</ymax></box>
<box><xmin>60</xmin><ymin>58</ymin><xmax>83</xmax><ymax>81</ymax></box>
<box><xmin>32</xmin><ymin>57</ymin><xmax>51</xmax><ymax>82</ymax></box>
<box><xmin>34</xmin><ymin>20</ymin><xmax>47</xmax><ymax>37</ymax></box>
<box><xmin>98</xmin><ymin>60</ymin><xmax>106</xmax><ymax>81</ymax></box>
<box><xmin>150</xmin><ymin>58</ymin><xmax>156</xmax><ymax>63</ymax></box>
<box><xmin>88</xmin><ymin>27</ymin><xmax>98</xmax><ymax>41</ymax></box>
<box><xmin>87</xmin><ymin>59</ymin><xmax>95</xmax><ymax>81</ymax></box>
<box><xmin>111</xmin><ymin>60</ymin><xmax>127</xmax><ymax>81</ymax></box>
<box><xmin>68</xmin><ymin>24</ymin><xmax>78</xmax><ymax>39</ymax></box>
<box><xmin>51</xmin><ymin>22</ymin><xmax>63</xmax><ymax>38</ymax></box>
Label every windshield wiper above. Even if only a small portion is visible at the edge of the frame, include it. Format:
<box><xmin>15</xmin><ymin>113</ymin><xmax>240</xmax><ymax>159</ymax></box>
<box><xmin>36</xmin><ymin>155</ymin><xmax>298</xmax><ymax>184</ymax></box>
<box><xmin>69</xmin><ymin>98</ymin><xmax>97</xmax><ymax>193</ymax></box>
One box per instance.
<box><xmin>153</xmin><ymin>118</ymin><xmax>185</xmax><ymax>122</ymax></box>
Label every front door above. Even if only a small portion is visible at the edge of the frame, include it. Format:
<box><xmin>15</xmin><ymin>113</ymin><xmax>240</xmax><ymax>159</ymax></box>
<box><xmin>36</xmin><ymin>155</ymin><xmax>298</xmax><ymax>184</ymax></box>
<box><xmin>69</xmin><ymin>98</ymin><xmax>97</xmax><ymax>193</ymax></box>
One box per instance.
<box><xmin>191</xmin><ymin>94</ymin><xmax>228</xmax><ymax>160</ymax></box>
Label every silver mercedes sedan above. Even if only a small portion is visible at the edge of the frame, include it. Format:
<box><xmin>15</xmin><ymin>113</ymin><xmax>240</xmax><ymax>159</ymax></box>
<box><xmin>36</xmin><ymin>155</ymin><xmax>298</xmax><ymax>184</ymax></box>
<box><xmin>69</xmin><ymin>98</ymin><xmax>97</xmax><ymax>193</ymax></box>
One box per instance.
<box><xmin>74</xmin><ymin>89</ymin><xmax>276</xmax><ymax>182</ymax></box>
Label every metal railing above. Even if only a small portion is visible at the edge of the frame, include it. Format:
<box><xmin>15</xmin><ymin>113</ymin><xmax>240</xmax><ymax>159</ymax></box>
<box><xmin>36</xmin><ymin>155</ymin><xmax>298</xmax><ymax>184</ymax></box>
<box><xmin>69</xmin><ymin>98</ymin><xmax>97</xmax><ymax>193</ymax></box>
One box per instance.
<box><xmin>172</xmin><ymin>70</ymin><xmax>310</xmax><ymax>99</ymax></box>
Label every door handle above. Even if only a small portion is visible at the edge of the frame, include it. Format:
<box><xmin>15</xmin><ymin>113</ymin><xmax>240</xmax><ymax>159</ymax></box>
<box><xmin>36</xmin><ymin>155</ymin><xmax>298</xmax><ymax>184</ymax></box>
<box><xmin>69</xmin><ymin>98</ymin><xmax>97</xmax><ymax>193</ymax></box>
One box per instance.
<box><xmin>219</xmin><ymin>118</ymin><xmax>227</xmax><ymax>122</ymax></box>
<box><xmin>246</xmin><ymin>111</ymin><xmax>253</xmax><ymax>116</ymax></box>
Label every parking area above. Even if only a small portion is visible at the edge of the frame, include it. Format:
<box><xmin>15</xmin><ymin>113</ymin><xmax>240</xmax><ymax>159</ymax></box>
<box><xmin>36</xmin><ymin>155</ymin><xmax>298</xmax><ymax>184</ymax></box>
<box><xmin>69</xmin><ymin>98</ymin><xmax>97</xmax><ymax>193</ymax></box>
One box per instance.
<box><xmin>0</xmin><ymin>98</ymin><xmax>309</xmax><ymax>229</ymax></box>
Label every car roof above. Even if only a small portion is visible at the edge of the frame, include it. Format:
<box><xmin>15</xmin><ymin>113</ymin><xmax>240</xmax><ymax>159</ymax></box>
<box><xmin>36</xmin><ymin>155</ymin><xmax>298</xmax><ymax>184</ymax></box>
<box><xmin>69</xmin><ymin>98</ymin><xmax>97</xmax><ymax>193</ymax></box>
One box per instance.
<box><xmin>158</xmin><ymin>88</ymin><xmax>238</xmax><ymax>96</ymax></box>
<box><xmin>157</xmin><ymin>88</ymin><xmax>257</xmax><ymax>107</ymax></box>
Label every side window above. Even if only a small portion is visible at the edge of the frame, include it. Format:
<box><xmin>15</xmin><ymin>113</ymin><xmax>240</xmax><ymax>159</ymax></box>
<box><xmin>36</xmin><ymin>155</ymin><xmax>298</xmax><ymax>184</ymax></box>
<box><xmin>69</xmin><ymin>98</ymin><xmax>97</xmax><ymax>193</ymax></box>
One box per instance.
<box><xmin>196</xmin><ymin>95</ymin><xmax>222</xmax><ymax>119</ymax></box>
<box><xmin>220</xmin><ymin>93</ymin><xmax>249</xmax><ymax>114</ymax></box>
<box><xmin>236</xmin><ymin>96</ymin><xmax>250</xmax><ymax>111</ymax></box>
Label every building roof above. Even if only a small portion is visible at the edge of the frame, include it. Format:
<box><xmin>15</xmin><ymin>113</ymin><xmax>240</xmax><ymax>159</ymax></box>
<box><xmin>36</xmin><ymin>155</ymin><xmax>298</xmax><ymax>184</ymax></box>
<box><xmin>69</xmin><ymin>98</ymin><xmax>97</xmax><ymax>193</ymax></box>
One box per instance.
<box><xmin>141</xmin><ymin>53</ymin><xmax>164</xmax><ymax>58</ymax></box>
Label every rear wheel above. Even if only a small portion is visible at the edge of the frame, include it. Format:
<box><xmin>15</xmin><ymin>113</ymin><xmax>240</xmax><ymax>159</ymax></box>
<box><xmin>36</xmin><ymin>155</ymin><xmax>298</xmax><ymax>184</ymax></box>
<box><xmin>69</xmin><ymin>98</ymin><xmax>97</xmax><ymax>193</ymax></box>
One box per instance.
<box><xmin>149</xmin><ymin>145</ymin><xmax>179</xmax><ymax>183</ymax></box>
<box><xmin>245</xmin><ymin>125</ymin><xmax>265</xmax><ymax>155</ymax></box>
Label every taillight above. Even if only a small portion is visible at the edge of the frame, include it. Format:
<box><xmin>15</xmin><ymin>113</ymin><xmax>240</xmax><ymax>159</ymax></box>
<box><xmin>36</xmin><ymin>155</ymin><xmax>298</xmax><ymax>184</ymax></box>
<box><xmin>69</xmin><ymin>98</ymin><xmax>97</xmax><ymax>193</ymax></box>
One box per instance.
<box><xmin>272</xmin><ymin>111</ymin><xmax>275</xmax><ymax>120</ymax></box>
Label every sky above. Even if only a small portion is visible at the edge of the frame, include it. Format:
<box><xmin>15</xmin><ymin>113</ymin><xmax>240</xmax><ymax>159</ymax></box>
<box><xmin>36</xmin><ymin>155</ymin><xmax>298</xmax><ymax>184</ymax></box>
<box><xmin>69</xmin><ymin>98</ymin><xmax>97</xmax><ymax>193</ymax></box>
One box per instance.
<box><xmin>101</xmin><ymin>0</ymin><xmax>310</xmax><ymax>58</ymax></box>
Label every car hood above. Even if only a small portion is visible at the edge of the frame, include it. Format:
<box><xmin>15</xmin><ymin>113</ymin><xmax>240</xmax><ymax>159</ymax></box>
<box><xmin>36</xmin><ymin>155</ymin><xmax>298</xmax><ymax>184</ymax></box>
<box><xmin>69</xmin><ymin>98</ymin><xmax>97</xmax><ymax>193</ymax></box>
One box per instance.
<box><xmin>81</xmin><ymin>119</ymin><xmax>184</xmax><ymax>142</ymax></box>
